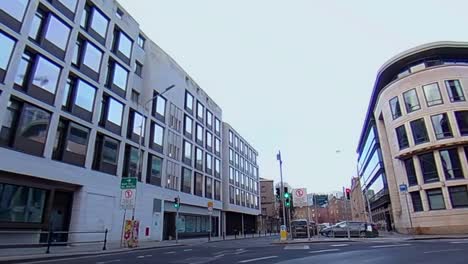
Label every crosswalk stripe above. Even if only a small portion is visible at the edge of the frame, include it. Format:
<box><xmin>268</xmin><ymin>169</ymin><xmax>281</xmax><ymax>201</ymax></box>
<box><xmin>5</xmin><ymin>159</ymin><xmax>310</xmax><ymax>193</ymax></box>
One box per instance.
<box><xmin>309</xmin><ymin>249</ymin><xmax>340</xmax><ymax>254</ymax></box>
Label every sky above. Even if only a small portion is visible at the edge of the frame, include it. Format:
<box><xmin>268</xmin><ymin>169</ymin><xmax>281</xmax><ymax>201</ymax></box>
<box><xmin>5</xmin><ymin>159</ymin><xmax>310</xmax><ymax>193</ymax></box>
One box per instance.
<box><xmin>118</xmin><ymin>0</ymin><xmax>468</xmax><ymax>193</ymax></box>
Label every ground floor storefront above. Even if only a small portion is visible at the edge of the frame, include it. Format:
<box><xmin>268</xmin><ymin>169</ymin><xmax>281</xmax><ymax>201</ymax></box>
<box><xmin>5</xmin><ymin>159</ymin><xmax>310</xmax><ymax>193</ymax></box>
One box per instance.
<box><xmin>224</xmin><ymin>212</ymin><xmax>257</xmax><ymax>235</ymax></box>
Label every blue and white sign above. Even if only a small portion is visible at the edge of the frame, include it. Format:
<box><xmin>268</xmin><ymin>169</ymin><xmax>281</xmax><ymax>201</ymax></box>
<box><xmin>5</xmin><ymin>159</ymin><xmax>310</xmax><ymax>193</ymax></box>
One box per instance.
<box><xmin>399</xmin><ymin>184</ymin><xmax>408</xmax><ymax>193</ymax></box>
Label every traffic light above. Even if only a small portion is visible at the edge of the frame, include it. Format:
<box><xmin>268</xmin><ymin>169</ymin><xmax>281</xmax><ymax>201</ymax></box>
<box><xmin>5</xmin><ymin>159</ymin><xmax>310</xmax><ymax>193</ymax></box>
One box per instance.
<box><xmin>174</xmin><ymin>197</ymin><xmax>180</xmax><ymax>208</ymax></box>
<box><xmin>345</xmin><ymin>188</ymin><xmax>351</xmax><ymax>200</ymax></box>
<box><xmin>275</xmin><ymin>188</ymin><xmax>280</xmax><ymax>200</ymax></box>
<box><xmin>284</xmin><ymin>187</ymin><xmax>289</xmax><ymax>198</ymax></box>
<box><xmin>285</xmin><ymin>197</ymin><xmax>291</xmax><ymax>207</ymax></box>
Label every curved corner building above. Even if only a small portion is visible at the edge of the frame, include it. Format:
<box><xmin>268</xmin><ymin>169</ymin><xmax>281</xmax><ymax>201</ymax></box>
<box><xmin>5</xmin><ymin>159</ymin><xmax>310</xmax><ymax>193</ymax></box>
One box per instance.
<box><xmin>357</xmin><ymin>41</ymin><xmax>468</xmax><ymax>234</ymax></box>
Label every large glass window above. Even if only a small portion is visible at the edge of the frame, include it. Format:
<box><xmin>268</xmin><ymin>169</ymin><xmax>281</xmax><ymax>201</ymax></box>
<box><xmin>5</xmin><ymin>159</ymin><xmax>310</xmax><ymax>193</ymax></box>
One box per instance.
<box><xmin>215</xmin><ymin>118</ymin><xmax>220</xmax><ymax>135</ymax></box>
<box><xmin>53</xmin><ymin>119</ymin><xmax>89</xmax><ymax>166</ymax></box>
<box><xmin>181</xmin><ymin>168</ymin><xmax>192</xmax><ymax>194</ymax></box>
<box><xmin>427</xmin><ymin>188</ymin><xmax>446</xmax><ymax>210</ymax></box>
<box><xmin>123</xmin><ymin>145</ymin><xmax>140</xmax><ymax>180</ymax></box>
<box><xmin>389</xmin><ymin>97</ymin><xmax>402</xmax><ymax>119</ymax></box>
<box><xmin>418</xmin><ymin>153</ymin><xmax>439</xmax><ymax>183</ymax></box>
<box><xmin>410</xmin><ymin>118</ymin><xmax>429</xmax><ymax>144</ymax></box>
<box><xmin>82</xmin><ymin>41</ymin><xmax>103</xmax><ymax>73</ymax></box>
<box><xmin>448</xmin><ymin>186</ymin><xmax>468</xmax><ymax>209</ymax></box>
<box><xmin>16</xmin><ymin>104</ymin><xmax>51</xmax><ymax>147</ymax></box>
<box><xmin>185</xmin><ymin>91</ymin><xmax>193</xmax><ymax>112</ymax></box>
<box><xmin>440</xmin><ymin>148</ymin><xmax>464</xmax><ymax>180</ymax></box>
<box><xmin>431</xmin><ymin>113</ymin><xmax>452</xmax><ymax>139</ymax></box>
<box><xmin>445</xmin><ymin>80</ymin><xmax>465</xmax><ymax>102</ymax></box>
<box><xmin>0</xmin><ymin>183</ymin><xmax>47</xmax><ymax>223</ymax></box>
<box><xmin>403</xmin><ymin>89</ymin><xmax>420</xmax><ymax>113</ymax></box>
<box><xmin>113</xmin><ymin>29</ymin><xmax>133</xmax><ymax>59</ymax></box>
<box><xmin>206</xmin><ymin>153</ymin><xmax>212</xmax><ymax>174</ymax></box>
<box><xmin>29</xmin><ymin>11</ymin><xmax>44</xmax><ymax>41</ymax></box>
<box><xmin>205</xmin><ymin>177</ymin><xmax>212</xmax><ymax>199</ymax></box>
<box><xmin>0</xmin><ymin>32</ymin><xmax>15</xmax><ymax>77</ymax></box>
<box><xmin>32</xmin><ymin>56</ymin><xmax>61</xmax><ymax>94</ymax></box>
<box><xmin>194</xmin><ymin>172</ymin><xmax>203</xmax><ymax>196</ymax></box>
<box><xmin>455</xmin><ymin>111</ymin><xmax>468</xmax><ymax>136</ymax></box>
<box><xmin>92</xmin><ymin>134</ymin><xmax>119</xmax><ymax>175</ymax></box>
<box><xmin>58</xmin><ymin>0</ymin><xmax>77</xmax><ymax>12</ymax></box>
<box><xmin>183</xmin><ymin>140</ymin><xmax>192</xmax><ymax>163</ymax></box>
<box><xmin>147</xmin><ymin>155</ymin><xmax>162</xmax><ymax>186</ymax></box>
<box><xmin>214</xmin><ymin>180</ymin><xmax>221</xmax><ymax>201</ymax></box>
<box><xmin>152</xmin><ymin>123</ymin><xmax>164</xmax><ymax>147</ymax></box>
<box><xmin>107</xmin><ymin>97</ymin><xmax>124</xmax><ymax>126</ymax></box>
<box><xmin>214</xmin><ymin>158</ymin><xmax>220</xmax><ymax>178</ymax></box>
<box><xmin>75</xmin><ymin>80</ymin><xmax>96</xmax><ymax>112</ymax></box>
<box><xmin>395</xmin><ymin>125</ymin><xmax>409</xmax><ymax>149</ymax></box>
<box><xmin>196</xmin><ymin>123</ymin><xmax>203</xmax><ymax>144</ymax></box>
<box><xmin>423</xmin><ymin>83</ymin><xmax>443</xmax><ymax>106</ymax></box>
<box><xmin>44</xmin><ymin>15</ymin><xmax>71</xmax><ymax>51</ymax></box>
<box><xmin>0</xmin><ymin>0</ymin><xmax>29</xmax><ymax>22</ymax></box>
<box><xmin>215</xmin><ymin>137</ymin><xmax>220</xmax><ymax>154</ymax></box>
<box><xmin>109</xmin><ymin>61</ymin><xmax>128</xmax><ymax>92</ymax></box>
<box><xmin>410</xmin><ymin>192</ymin><xmax>423</xmax><ymax>212</ymax></box>
<box><xmin>195</xmin><ymin>147</ymin><xmax>203</xmax><ymax>170</ymax></box>
<box><xmin>206</xmin><ymin>111</ymin><xmax>213</xmax><ymax>128</ymax></box>
<box><xmin>404</xmin><ymin>158</ymin><xmax>418</xmax><ymax>186</ymax></box>
<box><xmin>206</xmin><ymin>131</ymin><xmax>212</xmax><ymax>149</ymax></box>
<box><xmin>130</xmin><ymin>111</ymin><xmax>145</xmax><ymax>138</ymax></box>
<box><xmin>197</xmin><ymin>101</ymin><xmax>204</xmax><ymax>120</ymax></box>
<box><xmin>155</xmin><ymin>96</ymin><xmax>166</xmax><ymax>118</ymax></box>
<box><xmin>90</xmin><ymin>8</ymin><xmax>108</xmax><ymax>38</ymax></box>
<box><xmin>229</xmin><ymin>131</ymin><xmax>233</xmax><ymax>145</ymax></box>
<box><xmin>184</xmin><ymin>115</ymin><xmax>193</xmax><ymax>135</ymax></box>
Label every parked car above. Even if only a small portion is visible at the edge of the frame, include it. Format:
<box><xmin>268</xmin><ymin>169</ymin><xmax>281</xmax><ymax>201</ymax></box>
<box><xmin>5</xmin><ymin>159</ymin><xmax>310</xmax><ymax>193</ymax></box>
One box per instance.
<box><xmin>317</xmin><ymin>223</ymin><xmax>331</xmax><ymax>231</ymax></box>
<box><xmin>319</xmin><ymin>221</ymin><xmax>378</xmax><ymax>238</ymax></box>
<box><xmin>291</xmin><ymin>219</ymin><xmax>317</xmax><ymax>238</ymax></box>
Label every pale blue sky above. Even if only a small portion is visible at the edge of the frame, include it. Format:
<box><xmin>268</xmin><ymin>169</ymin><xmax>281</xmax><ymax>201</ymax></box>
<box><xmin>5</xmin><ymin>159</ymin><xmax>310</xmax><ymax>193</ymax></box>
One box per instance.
<box><xmin>118</xmin><ymin>0</ymin><xmax>468</xmax><ymax>193</ymax></box>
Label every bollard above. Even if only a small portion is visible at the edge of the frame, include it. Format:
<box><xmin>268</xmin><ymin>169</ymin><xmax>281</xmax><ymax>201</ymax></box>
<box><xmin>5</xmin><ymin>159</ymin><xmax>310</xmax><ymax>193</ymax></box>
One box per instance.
<box><xmin>45</xmin><ymin>230</ymin><xmax>53</xmax><ymax>254</ymax></box>
<box><xmin>103</xmin><ymin>229</ymin><xmax>108</xmax><ymax>251</ymax></box>
<box><xmin>234</xmin><ymin>230</ymin><xmax>237</xmax><ymax>239</ymax></box>
<box><xmin>223</xmin><ymin>232</ymin><xmax>225</xmax><ymax>240</ymax></box>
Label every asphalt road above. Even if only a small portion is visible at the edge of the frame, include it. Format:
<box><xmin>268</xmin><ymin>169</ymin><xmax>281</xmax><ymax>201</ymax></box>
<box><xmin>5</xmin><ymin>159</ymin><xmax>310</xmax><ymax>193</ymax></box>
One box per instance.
<box><xmin>18</xmin><ymin>237</ymin><xmax>468</xmax><ymax>264</ymax></box>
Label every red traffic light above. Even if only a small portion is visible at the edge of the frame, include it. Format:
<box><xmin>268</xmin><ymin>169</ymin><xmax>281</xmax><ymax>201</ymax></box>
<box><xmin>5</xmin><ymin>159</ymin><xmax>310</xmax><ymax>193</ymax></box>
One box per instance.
<box><xmin>345</xmin><ymin>188</ymin><xmax>351</xmax><ymax>193</ymax></box>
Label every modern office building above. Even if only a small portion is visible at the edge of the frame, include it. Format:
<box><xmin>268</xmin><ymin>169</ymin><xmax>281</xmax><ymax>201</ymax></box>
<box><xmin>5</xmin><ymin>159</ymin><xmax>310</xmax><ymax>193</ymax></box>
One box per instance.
<box><xmin>0</xmin><ymin>0</ymin><xmax>244</xmax><ymax>243</ymax></box>
<box><xmin>222</xmin><ymin>123</ymin><xmax>260</xmax><ymax>235</ymax></box>
<box><xmin>357</xmin><ymin>42</ymin><xmax>468</xmax><ymax>234</ymax></box>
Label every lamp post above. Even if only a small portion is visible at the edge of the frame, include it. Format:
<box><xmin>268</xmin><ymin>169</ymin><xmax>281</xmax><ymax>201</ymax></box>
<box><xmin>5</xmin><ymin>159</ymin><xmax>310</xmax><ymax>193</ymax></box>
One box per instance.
<box><xmin>277</xmin><ymin>151</ymin><xmax>286</xmax><ymax>229</ymax></box>
<box><xmin>132</xmin><ymin>85</ymin><xmax>176</xmax><ymax>220</ymax></box>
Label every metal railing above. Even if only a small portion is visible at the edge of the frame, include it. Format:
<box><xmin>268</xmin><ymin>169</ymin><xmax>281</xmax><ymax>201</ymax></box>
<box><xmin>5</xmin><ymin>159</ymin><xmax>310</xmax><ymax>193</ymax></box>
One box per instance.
<box><xmin>0</xmin><ymin>229</ymin><xmax>108</xmax><ymax>254</ymax></box>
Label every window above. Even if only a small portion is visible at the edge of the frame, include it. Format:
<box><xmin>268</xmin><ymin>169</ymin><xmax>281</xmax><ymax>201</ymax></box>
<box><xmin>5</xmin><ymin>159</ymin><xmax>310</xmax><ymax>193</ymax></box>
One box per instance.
<box><xmin>0</xmin><ymin>183</ymin><xmax>47</xmax><ymax>223</ymax></box>
<box><xmin>92</xmin><ymin>133</ymin><xmax>119</xmax><ymax>175</ymax></box>
<box><xmin>127</xmin><ymin>110</ymin><xmax>145</xmax><ymax>140</ymax></box>
<box><xmin>43</xmin><ymin>15</ymin><xmax>71</xmax><ymax>51</ymax></box>
<box><xmin>195</xmin><ymin>147</ymin><xmax>203</xmax><ymax>171</ymax></box>
<box><xmin>206</xmin><ymin>131</ymin><xmax>212</xmax><ymax>149</ymax></box>
<box><xmin>73</xmin><ymin>39</ymin><xmax>103</xmax><ymax>76</ymax></box>
<box><xmin>0</xmin><ymin>0</ymin><xmax>29</xmax><ymax>23</ymax></box>
<box><xmin>81</xmin><ymin>5</ymin><xmax>109</xmax><ymax>42</ymax></box>
<box><xmin>135</xmin><ymin>61</ymin><xmax>143</xmax><ymax>77</ymax></box>
<box><xmin>0</xmin><ymin>99</ymin><xmax>51</xmax><ymax>157</ymax></box>
<box><xmin>431</xmin><ymin>113</ymin><xmax>452</xmax><ymax>139</ymax></box>
<box><xmin>395</xmin><ymin>125</ymin><xmax>409</xmax><ymax>149</ymax></box>
<box><xmin>181</xmin><ymin>167</ymin><xmax>192</xmax><ymax>193</ymax></box>
<box><xmin>131</xmin><ymin>90</ymin><xmax>139</xmax><ymax>104</ymax></box>
<box><xmin>29</xmin><ymin>10</ymin><xmax>44</xmax><ymax>41</ymax></box>
<box><xmin>215</xmin><ymin>118</ymin><xmax>221</xmax><ymax>135</ymax></box>
<box><xmin>206</xmin><ymin>153</ymin><xmax>212</xmax><ymax>174</ymax></box>
<box><xmin>214</xmin><ymin>180</ymin><xmax>221</xmax><ymax>201</ymax></box>
<box><xmin>206</xmin><ymin>111</ymin><xmax>213</xmax><ymax>128</ymax></box>
<box><xmin>196</xmin><ymin>123</ymin><xmax>203</xmax><ymax>145</ymax></box>
<box><xmin>183</xmin><ymin>140</ymin><xmax>192</xmax><ymax>165</ymax></box>
<box><xmin>196</xmin><ymin>101</ymin><xmax>204</xmax><ymax>120</ymax></box>
<box><xmin>32</xmin><ymin>56</ymin><xmax>61</xmax><ymax>96</ymax></box>
<box><xmin>229</xmin><ymin>149</ymin><xmax>234</xmax><ymax>163</ymax></box>
<box><xmin>99</xmin><ymin>94</ymin><xmax>124</xmax><ymax>129</ymax></box>
<box><xmin>147</xmin><ymin>155</ymin><xmax>162</xmax><ymax>186</ymax></box>
<box><xmin>166</xmin><ymin>161</ymin><xmax>179</xmax><ymax>190</ymax></box>
<box><xmin>123</xmin><ymin>145</ymin><xmax>141</xmax><ymax>180</ymax></box>
<box><xmin>440</xmin><ymin>149</ymin><xmax>463</xmax><ymax>180</ymax></box>
<box><xmin>410</xmin><ymin>192</ymin><xmax>423</xmax><ymax>212</ymax></box>
<box><xmin>107</xmin><ymin>60</ymin><xmax>128</xmax><ymax>94</ymax></box>
<box><xmin>235</xmin><ymin>136</ymin><xmax>239</xmax><ymax>149</ymax></box>
<box><xmin>168</xmin><ymin>103</ymin><xmax>182</xmax><ymax>132</ymax></box>
<box><xmin>445</xmin><ymin>80</ymin><xmax>465</xmax><ymax>102</ymax></box>
<box><xmin>404</xmin><ymin>158</ymin><xmax>418</xmax><ymax>186</ymax></box>
<box><xmin>52</xmin><ymin>119</ymin><xmax>90</xmax><ymax>167</ymax></box>
<box><xmin>116</xmin><ymin>8</ymin><xmax>124</xmax><ymax>19</ymax></box>
<box><xmin>185</xmin><ymin>91</ymin><xmax>194</xmax><ymax>112</ymax></box>
<box><xmin>389</xmin><ymin>97</ymin><xmax>402</xmax><ymax>119</ymax></box>
<box><xmin>235</xmin><ymin>153</ymin><xmax>239</xmax><ymax>166</ymax></box>
<box><xmin>151</xmin><ymin>123</ymin><xmax>164</xmax><ymax>151</ymax></box>
<box><xmin>62</xmin><ymin>78</ymin><xmax>96</xmax><ymax>121</ymax></box>
<box><xmin>236</xmin><ymin>189</ymin><xmax>240</xmax><ymax>205</ymax></box>
<box><xmin>215</xmin><ymin>137</ymin><xmax>220</xmax><ymax>155</ymax></box>
<box><xmin>214</xmin><ymin>158</ymin><xmax>220</xmax><ymax>178</ymax></box>
<box><xmin>418</xmin><ymin>152</ymin><xmax>439</xmax><ymax>183</ymax></box>
<box><xmin>235</xmin><ymin>171</ymin><xmax>240</xmax><ymax>186</ymax></box>
<box><xmin>184</xmin><ymin>115</ymin><xmax>193</xmax><ymax>136</ymax></box>
<box><xmin>57</xmin><ymin>0</ymin><xmax>77</xmax><ymax>13</ymax></box>
<box><xmin>137</xmin><ymin>34</ymin><xmax>145</xmax><ymax>49</ymax></box>
<box><xmin>423</xmin><ymin>83</ymin><xmax>443</xmax><ymax>106</ymax></box>
<box><xmin>410</xmin><ymin>118</ymin><xmax>429</xmax><ymax>144</ymax></box>
<box><xmin>229</xmin><ymin>167</ymin><xmax>234</xmax><ymax>183</ymax></box>
<box><xmin>403</xmin><ymin>89</ymin><xmax>420</xmax><ymax>113</ymax></box>
<box><xmin>194</xmin><ymin>172</ymin><xmax>203</xmax><ymax>196</ymax></box>
<box><xmin>0</xmin><ymin>31</ymin><xmax>15</xmax><ymax>82</ymax></box>
<box><xmin>229</xmin><ymin>131</ymin><xmax>233</xmax><ymax>145</ymax></box>
<box><xmin>153</xmin><ymin>94</ymin><xmax>166</xmax><ymax>120</ymax></box>
<box><xmin>455</xmin><ymin>111</ymin><xmax>468</xmax><ymax>136</ymax></box>
<box><xmin>205</xmin><ymin>177</ymin><xmax>212</xmax><ymax>199</ymax></box>
<box><xmin>113</xmin><ymin>28</ymin><xmax>133</xmax><ymax>61</ymax></box>
<box><xmin>426</xmin><ymin>188</ymin><xmax>446</xmax><ymax>210</ymax></box>
<box><xmin>29</xmin><ymin>11</ymin><xmax>71</xmax><ymax>57</ymax></box>
<box><xmin>448</xmin><ymin>186</ymin><xmax>468</xmax><ymax>209</ymax></box>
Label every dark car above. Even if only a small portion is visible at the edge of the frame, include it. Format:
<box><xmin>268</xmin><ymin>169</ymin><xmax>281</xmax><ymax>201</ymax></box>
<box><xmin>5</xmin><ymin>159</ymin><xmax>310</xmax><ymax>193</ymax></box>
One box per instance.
<box><xmin>320</xmin><ymin>221</ymin><xmax>378</xmax><ymax>238</ymax></box>
<box><xmin>291</xmin><ymin>219</ymin><xmax>316</xmax><ymax>238</ymax></box>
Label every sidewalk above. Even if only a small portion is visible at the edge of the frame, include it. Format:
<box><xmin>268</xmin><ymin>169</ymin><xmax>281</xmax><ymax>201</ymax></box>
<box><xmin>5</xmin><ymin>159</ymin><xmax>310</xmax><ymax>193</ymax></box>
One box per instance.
<box><xmin>0</xmin><ymin>233</ymin><xmax>278</xmax><ymax>263</ymax></box>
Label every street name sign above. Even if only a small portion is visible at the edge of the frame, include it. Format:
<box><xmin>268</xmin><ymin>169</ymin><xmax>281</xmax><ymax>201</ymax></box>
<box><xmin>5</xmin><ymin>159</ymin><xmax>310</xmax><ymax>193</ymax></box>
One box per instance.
<box><xmin>121</xmin><ymin>177</ymin><xmax>137</xmax><ymax>189</ymax></box>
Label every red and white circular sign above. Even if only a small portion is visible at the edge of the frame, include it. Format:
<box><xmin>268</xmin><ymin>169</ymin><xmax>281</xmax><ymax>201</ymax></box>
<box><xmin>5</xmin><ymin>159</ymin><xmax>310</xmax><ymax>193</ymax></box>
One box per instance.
<box><xmin>295</xmin><ymin>189</ymin><xmax>304</xmax><ymax>197</ymax></box>
<box><xmin>125</xmin><ymin>190</ymin><xmax>134</xmax><ymax>199</ymax></box>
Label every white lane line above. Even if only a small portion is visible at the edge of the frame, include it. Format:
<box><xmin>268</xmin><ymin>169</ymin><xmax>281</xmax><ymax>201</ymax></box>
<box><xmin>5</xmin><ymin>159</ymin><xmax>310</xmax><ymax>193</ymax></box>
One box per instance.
<box><xmin>451</xmin><ymin>241</ymin><xmax>468</xmax><ymax>244</ymax></box>
<box><xmin>330</xmin><ymin>244</ymin><xmax>349</xmax><ymax>247</ymax></box>
<box><xmin>184</xmin><ymin>249</ymin><xmax>193</xmax><ymax>251</ymax></box>
<box><xmin>309</xmin><ymin>249</ymin><xmax>340</xmax><ymax>254</ymax></box>
<box><xmin>96</xmin><ymin>260</ymin><xmax>121</xmax><ymax>264</ymax></box>
<box><xmin>371</xmin><ymin>243</ymin><xmax>411</xmax><ymax>248</ymax></box>
<box><xmin>424</xmin><ymin>249</ymin><xmax>462</xmax><ymax>254</ymax></box>
<box><xmin>136</xmin><ymin>256</ymin><xmax>145</xmax><ymax>259</ymax></box>
<box><xmin>239</xmin><ymin>256</ymin><xmax>278</xmax><ymax>263</ymax></box>
<box><xmin>144</xmin><ymin>255</ymin><xmax>152</xmax><ymax>257</ymax></box>
<box><xmin>284</xmin><ymin>245</ymin><xmax>310</xmax><ymax>250</ymax></box>
<box><xmin>164</xmin><ymin>251</ymin><xmax>176</xmax><ymax>254</ymax></box>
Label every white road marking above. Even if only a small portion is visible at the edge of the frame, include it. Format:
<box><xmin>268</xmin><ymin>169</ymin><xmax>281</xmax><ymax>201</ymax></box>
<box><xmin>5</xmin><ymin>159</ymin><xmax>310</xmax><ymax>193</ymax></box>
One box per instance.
<box><xmin>371</xmin><ymin>243</ymin><xmax>411</xmax><ymax>248</ymax></box>
<box><xmin>309</xmin><ymin>249</ymin><xmax>340</xmax><ymax>254</ymax></box>
<box><xmin>184</xmin><ymin>249</ymin><xmax>193</xmax><ymax>251</ymax></box>
<box><xmin>330</xmin><ymin>244</ymin><xmax>349</xmax><ymax>247</ymax></box>
<box><xmin>144</xmin><ymin>255</ymin><xmax>152</xmax><ymax>257</ymax></box>
<box><xmin>96</xmin><ymin>260</ymin><xmax>121</xmax><ymax>264</ymax></box>
<box><xmin>164</xmin><ymin>251</ymin><xmax>176</xmax><ymax>254</ymax></box>
<box><xmin>424</xmin><ymin>249</ymin><xmax>462</xmax><ymax>254</ymax></box>
<box><xmin>451</xmin><ymin>241</ymin><xmax>468</xmax><ymax>244</ymax></box>
<box><xmin>284</xmin><ymin>245</ymin><xmax>310</xmax><ymax>250</ymax></box>
<box><xmin>136</xmin><ymin>256</ymin><xmax>145</xmax><ymax>259</ymax></box>
<box><xmin>239</xmin><ymin>256</ymin><xmax>278</xmax><ymax>263</ymax></box>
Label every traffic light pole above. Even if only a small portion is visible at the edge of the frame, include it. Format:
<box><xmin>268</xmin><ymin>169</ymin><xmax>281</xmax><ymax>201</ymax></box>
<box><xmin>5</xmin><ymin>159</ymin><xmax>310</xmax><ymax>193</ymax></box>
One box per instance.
<box><xmin>175</xmin><ymin>195</ymin><xmax>180</xmax><ymax>244</ymax></box>
<box><xmin>277</xmin><ymin>152</ymin><xmax>286</xmax><ymax>229</ymax></box>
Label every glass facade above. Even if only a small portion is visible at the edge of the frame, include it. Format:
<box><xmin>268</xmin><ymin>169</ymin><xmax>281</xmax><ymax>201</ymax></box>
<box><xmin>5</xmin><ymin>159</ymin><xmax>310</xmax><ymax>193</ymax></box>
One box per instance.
<box><xmin>0</xmin><ymin>183</ymin><xmax>47</xmax><ymax>223</ymax></box>
<box><xmin>0</xmin><ymin>32</ymin><xmax>15</xmax><ymax>74</ymax></box>
<box><xmin>0</xmin><ymin>0</ymin><xmax>29</xmax><ymax>22</ymax></box>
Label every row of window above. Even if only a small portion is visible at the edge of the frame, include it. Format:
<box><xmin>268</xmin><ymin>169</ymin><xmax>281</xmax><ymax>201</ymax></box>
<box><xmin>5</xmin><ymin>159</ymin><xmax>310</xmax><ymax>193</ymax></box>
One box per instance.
<box><xmin>180</xmin><ymin>167</ymin><xmax>221</xmax><ymax>200</ymax></box>
<box><xmin>404</xmin><ymin>146</ymin><xmax>468</xmax><ymax>185</ymax></box>
<box><xmin>229</xmin><ymin>186</ymin><xmax>260</xmax><ymax>209</ymax></box>
<box><xmin>184</xmin><ymin>91</ymin><xmax>220</xmax><ymax>136</ymax></box>
<box><xmin>390</xmin><ymin>80</ymin><xmax>465</xmax><ymax>120</ymax></box>
<box><xmin>396</xmin><ymin>111</ymin><xmax>468</xmax><ymax>150</ymax></box>
<box><xmin>183</xmin><ymin>114</ymin><xmax>221</xmax><ymax>157</ymax></box>
<box><xmin>410</xmin><ymin>185</ymin><xmax>468</xmax><ymax>212</ymax></box>
<box><xmin>182</xmin><ymin>140</ymin><xmax>221</xmax><ymax>178</ymax></box>
<box><xmin>228</xmin><ymin>130</ymin><xmax>257</xmax><ymax>164</ymax></box>
<box><xmin>228</xmin><ymin>166</ymin><xmax>259</xmax><ymax>194</ymax></box>
<box><xmin>229</xmin><ymin>148</ymin><xmax>259</xmax><ymax>179</ymax></box>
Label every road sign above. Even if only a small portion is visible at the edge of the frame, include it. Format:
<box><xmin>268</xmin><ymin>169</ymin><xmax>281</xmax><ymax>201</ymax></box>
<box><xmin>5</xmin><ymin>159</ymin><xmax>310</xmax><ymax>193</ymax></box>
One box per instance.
<box><xmin>121</xmin><ymin>189</ymin><xmax>136</xmax><ymax>209</ymax></box>
<box><xmin>399</xmin><ymin>184</ymin><xmax>408</xmax><ymax>193</ymax></box>
<box><xmin>293</xmin><ymin>188</ymin><xmax>307</xmax><ymax>207</ymax></box>
<box><xmin>207</xmin><ymin>201</ymin><xmax>213</xmax><ymax>215</ymax></box>
<box><xmin>121</xmin><ymin>177</ymin><xmax>137</xmax><ymax>189</ymax></box>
